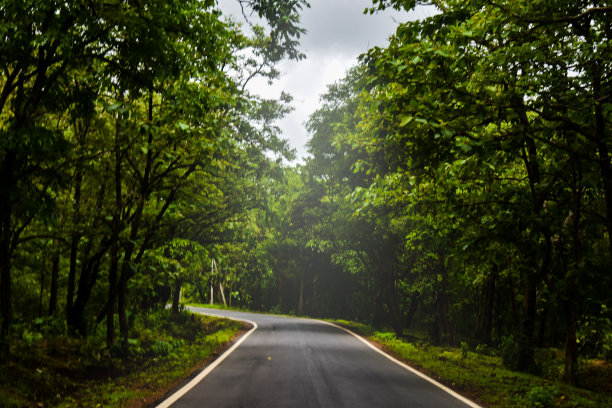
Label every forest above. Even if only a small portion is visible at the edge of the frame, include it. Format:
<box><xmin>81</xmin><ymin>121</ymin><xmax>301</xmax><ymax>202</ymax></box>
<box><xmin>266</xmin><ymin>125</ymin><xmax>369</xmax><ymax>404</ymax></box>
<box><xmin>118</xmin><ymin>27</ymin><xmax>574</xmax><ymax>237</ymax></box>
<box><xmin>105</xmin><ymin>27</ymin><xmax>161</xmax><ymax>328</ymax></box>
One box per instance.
<box><xmin>1</xmin><ymin>0</ymin><xmax>611</xmax><ymax>400</ymax></box>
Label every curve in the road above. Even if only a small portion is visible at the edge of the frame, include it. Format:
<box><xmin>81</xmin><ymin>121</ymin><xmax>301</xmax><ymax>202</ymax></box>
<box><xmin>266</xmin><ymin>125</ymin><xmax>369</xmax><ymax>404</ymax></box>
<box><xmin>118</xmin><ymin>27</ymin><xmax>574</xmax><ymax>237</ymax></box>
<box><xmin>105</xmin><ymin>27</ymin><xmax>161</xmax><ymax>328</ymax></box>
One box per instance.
<box><xmin>154</xmin><ymin>308</ymin><xmax>482</xmax><ymax>408</ymax></box>
<box><xmin>156</xmin><ymin>314</ymin><xmax>258</xmax><ymax>408</ymax></box>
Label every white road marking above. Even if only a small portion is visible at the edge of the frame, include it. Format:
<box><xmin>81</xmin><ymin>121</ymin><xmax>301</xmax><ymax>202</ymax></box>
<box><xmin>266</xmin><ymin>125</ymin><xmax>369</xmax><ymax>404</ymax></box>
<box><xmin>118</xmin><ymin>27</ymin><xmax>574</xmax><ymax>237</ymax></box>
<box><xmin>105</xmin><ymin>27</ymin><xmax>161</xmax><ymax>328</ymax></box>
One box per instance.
<box><xmin>154</xmin><ymin>315</ymin><xmax>258</xmax><ymax>408</ymax></box>
<box><xmin>320</xmin><ymin>320</ymin><xmax>484</xmax><ymax>408</ymax></box>
<box><xmin>156</xmin><ymin>309</ymin><xmax>482</xmax><ymax>408</ymax></box>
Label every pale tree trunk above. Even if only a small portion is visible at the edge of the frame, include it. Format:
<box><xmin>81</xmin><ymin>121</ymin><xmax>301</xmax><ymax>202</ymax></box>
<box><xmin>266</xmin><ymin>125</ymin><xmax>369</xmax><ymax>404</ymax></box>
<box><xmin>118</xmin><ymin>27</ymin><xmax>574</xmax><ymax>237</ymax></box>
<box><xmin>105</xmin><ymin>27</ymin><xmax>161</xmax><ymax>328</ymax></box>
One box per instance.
<box><xmin>298</xmin><ymin>276</ymin><xmax>304</xmax><ymax>315</ymax></box>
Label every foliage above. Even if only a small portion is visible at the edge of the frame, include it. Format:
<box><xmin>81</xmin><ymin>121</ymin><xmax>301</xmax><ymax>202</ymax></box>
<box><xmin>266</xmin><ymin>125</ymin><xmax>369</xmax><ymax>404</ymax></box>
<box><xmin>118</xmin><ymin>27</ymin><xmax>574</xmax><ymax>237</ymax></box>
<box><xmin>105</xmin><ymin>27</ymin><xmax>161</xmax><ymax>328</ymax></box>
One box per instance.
<box><xmin>500</xmin><ymin>335</ymin><xmax>520</xmax><ymax>370</ymax></box>
<box><xmin>2</xmin><ymin>0</ymin><xmax>612</xmax><ymax>403</ymax></box>
<box><xmin>0</xmin><ymin>0</ymin><xmax>307</xmax><ymax>357</ymax></box>
<box><xmin>347</xmin><ymin>323</ymin><xmax>612</xmax><ymax>408</ymax></box>
<box><xmin>526</xmin><ymin>385</ymin><xmax>559</xmax><ymax>408</ymax></box>
<box><xmin>0</xmin><ymin>311</ymin><xmax>243</xmax><ymax>408</ymax></box>
<box><xmin>235</xmin><ymin>0</ymin><xmax>612</xmax><ymax>392</ymax></box>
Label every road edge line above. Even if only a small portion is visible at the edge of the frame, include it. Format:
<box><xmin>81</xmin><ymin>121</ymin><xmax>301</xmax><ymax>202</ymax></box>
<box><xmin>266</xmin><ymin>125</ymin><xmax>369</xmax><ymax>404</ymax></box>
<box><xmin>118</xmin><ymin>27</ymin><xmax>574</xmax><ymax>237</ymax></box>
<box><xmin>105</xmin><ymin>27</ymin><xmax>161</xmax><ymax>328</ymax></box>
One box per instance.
<box><xmin>320</xmin><ymin>320</ymin><xmax>483</xmax><ymax>408</ymax></box>
<box><xmin>154</xmin><ymin>314</ymin><xmax>258</xmax><ymax>408</ymax></box>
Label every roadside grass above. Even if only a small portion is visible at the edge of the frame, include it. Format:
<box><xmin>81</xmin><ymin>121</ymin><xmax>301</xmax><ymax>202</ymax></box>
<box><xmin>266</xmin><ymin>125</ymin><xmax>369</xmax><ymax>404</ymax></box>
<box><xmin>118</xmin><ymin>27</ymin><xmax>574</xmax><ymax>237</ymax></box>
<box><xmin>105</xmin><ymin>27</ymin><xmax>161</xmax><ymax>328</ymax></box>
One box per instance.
<box><xmin>329</xmin><ymin>320</ymin><xmax>612</xmax><ymax>408</ymax></box>
<box><xmin>0</xmin><ymin>309</ymin><xmax>245</xmax><ymax>408</ymax></box>
<box><xmin>187</xmin><ymin>303</ymin><xmax>297</xmax><ymax>318</ymax></box>
<box><xmin>188</xmin><ymin>303</ymin><xmax>247</xmax><ymax>312</ymax></box>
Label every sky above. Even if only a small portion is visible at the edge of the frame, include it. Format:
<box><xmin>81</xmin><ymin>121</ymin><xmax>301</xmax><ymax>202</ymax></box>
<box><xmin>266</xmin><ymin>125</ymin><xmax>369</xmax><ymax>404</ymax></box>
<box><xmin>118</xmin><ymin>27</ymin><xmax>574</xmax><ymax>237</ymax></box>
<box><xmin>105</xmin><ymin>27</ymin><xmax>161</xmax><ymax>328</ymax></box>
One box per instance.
<box><xmin>218</xmin><ymin>0</ymin><xmax>437</xmax><ymax>162</ymax></box>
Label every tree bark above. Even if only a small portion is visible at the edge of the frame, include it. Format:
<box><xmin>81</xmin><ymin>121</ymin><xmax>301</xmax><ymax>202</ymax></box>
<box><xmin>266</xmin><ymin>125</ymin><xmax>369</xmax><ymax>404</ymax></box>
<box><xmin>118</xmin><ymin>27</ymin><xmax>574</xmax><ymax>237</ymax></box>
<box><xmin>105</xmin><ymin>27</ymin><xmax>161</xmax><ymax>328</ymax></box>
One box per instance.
<box><xmin>515</xmin><ymin>111</ymin><xmax>550</xmax><ymax>371</ymax></box>
<box><xmin>172</xmin><ymin>279</ymin><xmax>182</xmax><ymax>314</ymax></box>
<box><xmin>48</xmin><ymin>250</ymin><xmax>60</xmax><ymax>316</ymax></box>
<box><xmin>564</xmin><ymin>159</ymin><xmax>582</xmax><ymax>384</ymax></box>
<box><xmin>586</xmin><ymin>36</ymin><xmax>612</xmax><ymax>261</ymax></box>
<box><xmin>66</xmin><ymin>168</ymin><xmax>83</xmax><ymax>322</ymax></box>
<box><xmin>404</xmin><ymin>291</ymin><xmax>419</xmax><ymax>329</ymax></box>
<box><xmin>479</xmin><ymin>264</ymin><xmax>497</xmax><ymax>345</ymax></box>
<box><xmin>563</xmin><ymin>286</ymin><xmax>579</xmax><ymax>384</ymax></box>
<box><xmin>106</xmin><ymin>242</ymin><xmax>118</xmax><ymax>349</ymax></box>
<box><xmin>298</xmin><ymin>276</ymin><xmax>304</xmax><ymax>315</ymax></box>
<box><xmin>517</xmin><ymin>278</ymin><xmax>537</xmax><ymax>371</ymax></box>
<box><xmin>0</xmin><ymin>151</ymin><xmax>15</xmax><ymax>357</ymax></box>
<box><xmin>107</xmin><ymin>110</ymin><xmax>122</xmax><ymax>350</ymax></box>
<box><xmin>118</xmin><ymin>277</ymin><xmax>128</xmax><ymax>348</ymax></box>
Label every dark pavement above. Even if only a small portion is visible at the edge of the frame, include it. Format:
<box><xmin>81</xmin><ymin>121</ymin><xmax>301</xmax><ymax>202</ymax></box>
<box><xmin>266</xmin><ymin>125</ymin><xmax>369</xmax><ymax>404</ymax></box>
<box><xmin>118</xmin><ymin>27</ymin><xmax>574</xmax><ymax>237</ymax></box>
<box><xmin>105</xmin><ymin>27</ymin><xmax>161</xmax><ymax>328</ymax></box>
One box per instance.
<box><xmin>156</xmin><ymin>307</ymin><xmax>480</xmax><ymax>408</ymax></box>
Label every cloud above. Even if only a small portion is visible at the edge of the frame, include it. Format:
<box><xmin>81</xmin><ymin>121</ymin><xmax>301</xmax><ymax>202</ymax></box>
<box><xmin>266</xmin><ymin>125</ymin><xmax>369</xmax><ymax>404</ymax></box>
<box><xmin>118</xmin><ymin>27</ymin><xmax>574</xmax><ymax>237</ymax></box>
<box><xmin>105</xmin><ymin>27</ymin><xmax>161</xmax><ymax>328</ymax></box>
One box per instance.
<box><xmin>218</xmin><ymin>0</ymin><xmax>436</xmax><ymax>162</ymax></box>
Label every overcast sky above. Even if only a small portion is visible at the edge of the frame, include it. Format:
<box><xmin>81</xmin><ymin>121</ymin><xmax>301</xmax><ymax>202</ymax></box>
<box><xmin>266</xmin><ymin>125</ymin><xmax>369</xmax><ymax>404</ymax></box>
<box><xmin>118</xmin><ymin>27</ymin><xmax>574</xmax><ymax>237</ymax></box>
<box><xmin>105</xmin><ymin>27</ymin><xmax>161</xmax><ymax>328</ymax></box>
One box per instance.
<box><xmin>219</xmin><ymin>0</ymin><xmax>436</xmax><ymax>162</ymax></box>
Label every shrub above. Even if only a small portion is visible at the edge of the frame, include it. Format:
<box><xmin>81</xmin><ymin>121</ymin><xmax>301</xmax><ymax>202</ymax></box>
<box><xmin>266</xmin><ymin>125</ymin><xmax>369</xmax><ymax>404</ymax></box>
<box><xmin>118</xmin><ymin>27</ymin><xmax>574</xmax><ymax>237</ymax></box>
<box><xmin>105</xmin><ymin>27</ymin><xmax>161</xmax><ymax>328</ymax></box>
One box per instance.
<box><xmin>151</xmin><ymin>339</ymin><xmax>185</xmax><ymax>357</ymax></box>
<box><xmin>460</xmin><ymin>341</ymin><xmax>469</xmax><ymax>359</ymax></box>
<box><xmin>525</xmin><ymin>385</ymin><xmax>558</xmax><ymax>408</ymax></box>
<box><xmin>475</xmin><ymin>343</ymin><xmax>488</xmax><ymax>355</ymax></box>
<box><xmin>500</xmin><ymin>335</ymin><xmax>519</xmax><ymax>369</ymax></box>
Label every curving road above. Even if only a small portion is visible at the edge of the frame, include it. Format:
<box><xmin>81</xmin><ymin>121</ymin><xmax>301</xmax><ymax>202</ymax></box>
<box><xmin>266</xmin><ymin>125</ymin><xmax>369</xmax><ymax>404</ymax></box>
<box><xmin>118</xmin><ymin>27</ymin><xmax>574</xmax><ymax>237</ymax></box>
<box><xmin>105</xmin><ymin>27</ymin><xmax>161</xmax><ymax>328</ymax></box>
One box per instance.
<box><xmin>155</xmin><ymin>307</ymin><xmax>480</xmax><ymax>408</ymax></box>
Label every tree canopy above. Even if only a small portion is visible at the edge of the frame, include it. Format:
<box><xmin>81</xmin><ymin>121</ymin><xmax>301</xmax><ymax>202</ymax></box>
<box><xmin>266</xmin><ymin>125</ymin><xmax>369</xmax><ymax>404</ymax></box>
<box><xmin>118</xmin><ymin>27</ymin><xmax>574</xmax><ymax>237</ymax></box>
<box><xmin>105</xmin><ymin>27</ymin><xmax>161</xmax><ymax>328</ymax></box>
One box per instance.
<box><xmin>1</xmin><ymin>0</ymin><xmax>611</xmax><ymax>391</ymax></box>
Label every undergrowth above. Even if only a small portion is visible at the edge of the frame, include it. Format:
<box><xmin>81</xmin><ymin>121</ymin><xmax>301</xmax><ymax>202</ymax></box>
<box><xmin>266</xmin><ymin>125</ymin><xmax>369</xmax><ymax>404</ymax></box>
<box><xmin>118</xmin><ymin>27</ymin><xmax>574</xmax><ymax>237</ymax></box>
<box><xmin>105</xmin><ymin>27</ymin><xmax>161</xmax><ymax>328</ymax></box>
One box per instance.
<box><xmin>330</xmin><ymin>320</ymin><xmax>612</xmax><ymax>408</ymax></box>
<box><xmin>0</xmin><ymin>309</ymin><xmax>244</xmax><ymax>408</ymax></box>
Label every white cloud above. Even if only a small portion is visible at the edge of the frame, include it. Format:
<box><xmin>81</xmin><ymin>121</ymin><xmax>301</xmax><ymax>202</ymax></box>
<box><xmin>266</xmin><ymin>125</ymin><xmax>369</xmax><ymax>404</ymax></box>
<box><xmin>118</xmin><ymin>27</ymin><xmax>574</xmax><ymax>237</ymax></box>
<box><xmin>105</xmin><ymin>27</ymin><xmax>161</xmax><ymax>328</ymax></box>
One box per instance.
<box><xmin>218</xmin><ymin>0</ymin><xmax>437</xmax><ymax>162</ymax></box>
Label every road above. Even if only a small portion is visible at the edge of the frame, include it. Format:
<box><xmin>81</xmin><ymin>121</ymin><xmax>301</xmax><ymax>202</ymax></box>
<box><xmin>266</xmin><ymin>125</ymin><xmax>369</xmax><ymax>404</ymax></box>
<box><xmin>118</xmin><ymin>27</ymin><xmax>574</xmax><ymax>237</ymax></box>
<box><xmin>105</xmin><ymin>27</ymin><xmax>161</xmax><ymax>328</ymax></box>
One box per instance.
<box><xmin>155</xmin><ymin>307</ymin><xmax>480</xmax><ymax>408</ymax></box>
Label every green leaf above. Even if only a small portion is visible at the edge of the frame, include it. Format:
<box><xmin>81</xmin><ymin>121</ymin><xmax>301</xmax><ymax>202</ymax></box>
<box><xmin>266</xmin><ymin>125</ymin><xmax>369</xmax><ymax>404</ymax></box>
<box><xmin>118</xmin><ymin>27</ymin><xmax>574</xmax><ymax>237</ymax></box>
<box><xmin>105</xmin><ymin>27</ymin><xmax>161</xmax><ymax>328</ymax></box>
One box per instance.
<box><xmin>399</xmin><ymin>116</ymin><xmax>414</xmax><ymax>127</ymax></box>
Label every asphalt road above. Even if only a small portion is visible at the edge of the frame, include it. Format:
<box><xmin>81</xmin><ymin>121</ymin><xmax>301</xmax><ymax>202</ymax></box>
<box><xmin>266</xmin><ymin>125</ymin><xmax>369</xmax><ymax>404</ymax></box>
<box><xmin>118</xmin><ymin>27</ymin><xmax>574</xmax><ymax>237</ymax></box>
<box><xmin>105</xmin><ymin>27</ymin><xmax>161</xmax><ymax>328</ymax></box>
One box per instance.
<box><xmin>156</xmin><ymin>307</ymin><xmax>480</xmax><ymax>408</ymax></box>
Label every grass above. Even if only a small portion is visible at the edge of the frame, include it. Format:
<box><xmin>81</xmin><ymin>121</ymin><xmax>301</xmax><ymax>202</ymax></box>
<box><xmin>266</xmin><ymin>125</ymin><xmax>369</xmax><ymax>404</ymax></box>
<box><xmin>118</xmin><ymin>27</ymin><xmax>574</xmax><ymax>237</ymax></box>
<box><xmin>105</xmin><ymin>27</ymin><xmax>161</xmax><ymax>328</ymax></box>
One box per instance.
<box><xmin>329</xmin><ymin>320</ymin><xmax>612</xmax><ymax>408</ymax></box>
<box><xmin>188</xmin><ymin>302</ymin><xmax>247</xmax><ymax>312</ymax></box>
<box><xmin>0</xmin><ymin>309</ymin><xmax>245</xmax><ymax>408</ymax></box>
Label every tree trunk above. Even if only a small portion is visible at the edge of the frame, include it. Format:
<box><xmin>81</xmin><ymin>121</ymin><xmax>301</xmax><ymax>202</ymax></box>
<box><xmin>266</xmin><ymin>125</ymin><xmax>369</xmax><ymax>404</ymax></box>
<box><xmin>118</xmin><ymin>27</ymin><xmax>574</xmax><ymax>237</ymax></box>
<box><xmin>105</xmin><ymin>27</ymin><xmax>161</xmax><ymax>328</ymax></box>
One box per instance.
<box><xmin>298</xmin><ymin>276</ymin><xmax>304</xmax><ymax>315</ymax></box>
<box><xmin>589</xmin><ymin>56</ymin><xmax>612</xmax><ymax>261</ymax></box>
<box><xmin>389</xmin><ymin>277</ymin><xmax>403</xmax><ymax>338</ymax></box>
<box><xmin>48</xmin><ymin>250</ymin><xmax>60</xmax><ymax>316</ymax></box>
<box><xmin>564</xmin><ymin>159</ymin><xmax>582</xmax><ymax>384</ymax></box>
<box><xmin>68</xmin><ymin>240</ymin><xmax>105</xmax><ymax>333</ymax></box>
<box><xmin>404</xmin><ymin>291</ymin><xmax>419</xmax><ymax>329</ymax></box>
<box><xmin>311</xmin><ymin>274</ymin><xmax>319</xmax><ymax>316</ymax></box>
<box><xmin>537</xmin><ymin>304</ymin><xmax>548</xmax><ymax>348</ymax></box>
<box><xmin>563</xmin><ymin>286</ymin><xmax>579</xmax><ymax>384</ymax></box>
<box><xmin>118</xmin><ymin>277</ymin><xmax>128</xmax><ymax>348</ymax></box>
<box><xmin>172</xmin><ymin>279</ymin><xmax>182</xmax><ymax>314</ymax></box>
<box><xmin>479</xmin><ymin>264</ymin><xmax>497</xmax><ymax>345</ymax></box>
<box><xmin>515</xmin><ymin>100</ymin><xmax>549</xmax><ymax>371</ymax></box>
<box><xmin>0</xmin><ymin>211</ymin><xmax>12</xmax><ymax>357</ymax></box>
<box><xmin>0</xmin><ymin>152</ymin><xmax>15</xmax><ymax>357</ymax></box>
<box><xmin>67</xmin><ymin>177</ymin><xmax>106</xmax><ymax>333</ymax></box>
<box><xmin>430</xmin><ymin>293</ymin><xmax>441</xmax><ymax>346</ymax></box>
<box><xmin>107</xmin><ymin>111</ymin><xmax>122</xmax><ymax>350</ymax></box>
<box><xmin>106</xmin><ymin>243</ymin><xmax>118</xmax><ymax>349</ymax></box>
<box><xmin>517</xmin><ymin>279</ymin><xmax>537</xmax><ymax>371</ymax></box>
<box><xmin>66</xmin><ymin>168</ymin><xmax>83</xmax><ymax>322</ymax></box>
<box><xmin>38</xmin><ymin>250</ymin><xmax>47</xmax><ymax>318</ymax></box>
<box><xmin>372</xmin><ymin>288</ymin><xmax>385</xmax><ymax>328</ymax></box>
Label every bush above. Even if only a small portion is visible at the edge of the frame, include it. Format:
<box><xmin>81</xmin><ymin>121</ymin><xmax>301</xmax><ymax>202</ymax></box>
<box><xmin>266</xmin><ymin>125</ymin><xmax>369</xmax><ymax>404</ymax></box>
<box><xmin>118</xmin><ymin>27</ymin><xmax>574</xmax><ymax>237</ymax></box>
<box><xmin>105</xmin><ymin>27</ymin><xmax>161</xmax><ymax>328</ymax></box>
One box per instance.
<box><xmin>577</xmin><ymin>314</ymin><xmax>612</xmax><ymax>358</ymax></box>
<box><xmin>475</xmin><ymin>343</ymin><xmax>488</xmax><ymax>355</ymax></box>
<box><xmin>500</xmin><ymin>335</ymin><xmax>519</xmax><ymax>369</ymax></box>
<box><xmin>525</xmin><ymin>385</ymin><xmax>558</xmax><ymax>408</ymax></box>
<box><xmin>151</xmin><ymin>339</ymin><xmax>185</xmax><ymax>358</ymax></box>
<box><xmin>460</xmin><ymin>341</ymin><xmax>469</xmax><ymax>359</ymax></box>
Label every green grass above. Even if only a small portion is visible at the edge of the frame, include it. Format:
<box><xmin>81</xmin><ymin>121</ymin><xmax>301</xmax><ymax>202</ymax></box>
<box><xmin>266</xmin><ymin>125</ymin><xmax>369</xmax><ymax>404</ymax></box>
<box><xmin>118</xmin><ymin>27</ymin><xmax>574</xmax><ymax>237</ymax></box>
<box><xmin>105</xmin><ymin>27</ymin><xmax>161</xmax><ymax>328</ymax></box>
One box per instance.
<box><xmin>0</xmin><ymin>310</ymin><xmax>245</xmax><ymax>408</ymax></box>
<box><xmin>329</xmin><ymin>320</ymin><xmax>612</xmax><ymax>408</ymax></box>
<box><xmin>188</xmin><ymin>302</ymin><xmax>247</xmax><ymax>312</ymax></box>
<box><xmin>187</xmin><ymin>302</ymin><xmax>299</xmax><ymax>318</ymax></box>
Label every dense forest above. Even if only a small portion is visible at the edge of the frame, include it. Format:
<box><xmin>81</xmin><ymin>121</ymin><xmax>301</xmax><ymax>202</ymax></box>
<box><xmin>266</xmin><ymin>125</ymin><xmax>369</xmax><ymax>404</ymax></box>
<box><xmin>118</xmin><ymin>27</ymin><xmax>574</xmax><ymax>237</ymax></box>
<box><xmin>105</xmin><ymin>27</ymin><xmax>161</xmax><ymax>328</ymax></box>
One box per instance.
<box><xmin>1</xmin><ymin>0</ymin><xmax>611</xmax><ymax>394</ymax></box>
<box><xmin>0</xmin><ymin>0</ymin><xmax>307</xmax><ymax>354</ymax></box>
